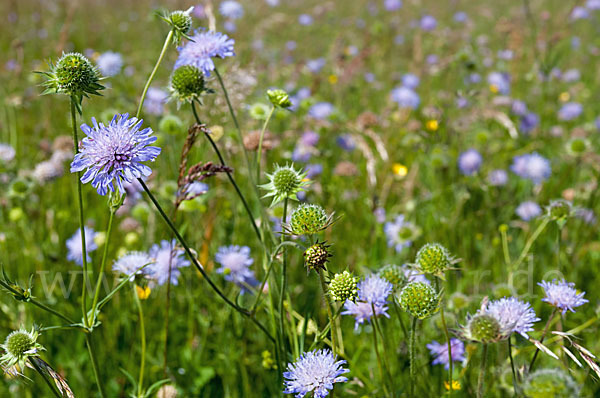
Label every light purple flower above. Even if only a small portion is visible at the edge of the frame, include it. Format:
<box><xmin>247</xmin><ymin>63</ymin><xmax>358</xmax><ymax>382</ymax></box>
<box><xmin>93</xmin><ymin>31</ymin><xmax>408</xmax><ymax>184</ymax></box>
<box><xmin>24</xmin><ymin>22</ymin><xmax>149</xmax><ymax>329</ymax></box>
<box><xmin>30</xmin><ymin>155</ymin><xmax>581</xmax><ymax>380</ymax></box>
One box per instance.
<box><xmin>96</xmin><ymin>51</ymin><xmax>123</xmax><ymax>77</ymax></box>
<box><xmin>147</xmin><ymin>240</ymin><xmax>190</xmax><ymax>286</ymax></box>
<box><xmin>384</xmin><ymin>0</ymin><xmax>402</xmax><ymax>11</ymax></box>
<box><xmin>426</xmin><ymin>339</ymin><xmax>466</xmax><ymax>369</ymax></box>
<box><xmin>487</xmin><ymin>169</ymin><xmax>508</xmax><ymax>186</ymax></box>
<box><xmin>0</xmin><ymin>143</ymin><xmax>15</xmax><ymax>163</ymax></box>
<box><xmin>143</xmin><ymin>87</ymin><xmax>168</xmax><ymax>116</ymax></box>
<box><xmin>336</xmin><ymin>134</ymin><xmax>355</xmax><ymax>151</ymax></box>
<box><xmin>516</xmin><ymin>201</ymin><xmax>542</xmax><ymax>221</ymax></box>
<box><xmin>453</xmin><ymin>11</ymin><xmax>468</xmax><ymax>23</ymax></box>
<box><xmin>66</xmin><ymin>227</ymin><xmax>98</xmax><ymax>266</ymax></box>
<box><xmin>342</xmin><ymin>275</ymin><xmax>392</xmax><ymax>330</ymax></box>
<box><xmin>308</xmin><ymin>102</ymin><xmax>334</xmax><ymax>120</ymax></box>
<box><xmin>458</xmin><ymin>149</ymin><xmax>482</xmax><ymax>175</ymax></box>
<box><xmin>401</xmin><ymin>73</ymin><xmax>420</xmax><ymax>89</ymax></box>
<box><xmin>488</xmin><ymin>72</ymin><xmax>510</xmax><ymax>94</ymax></box>
<box><xmin>486</xmin><ymin>297</ymin><xmax>540</xmax><ymax>338</ymax></box>
<box><xmin>562</xmin><ymin>69</ymin><xmax>580</xmax><ymax>83</ymax></box>
<box><xmin>587</xmin><ymin>0</ymin><xmax>600</xmax><ymax>9</ymax></box>
<box><xmin>219</xmin><ymin>1</ymin><xmax>244</xmax><ymax>19</ymax></box>
<box><xmin>70</xmin><ymin>113</ymin><xmax>161</xmax><ymax>195</ymax></box>
<box><xmin>520</xmin><ymin>112</ymin><xmax>539</xmax><ymax>134</ymax></box>
<box><xmin>113</xmin><ymin>251</ymin><xmax>154</xmax><ymax>280</ymax></box>
<box><xmin>298</xmin><ymin>14</ymin><xmax>313</xmax><ymax>26</ymax></box>
<box><xmin>558</xmin><ymin>102</ymin><xmax>583</xmax><ymax>121</ymax></box>
<box><xmin>402</xmin><ymin>265</ymin><xmax>430</xmax><ymax>284</ymax></box>
<box><xmin>306</xmin><ymin>58</ymin><xmax>326</xmax><ymax>73</ymax></box>
<box><xmin>283</xmin><ymin>349</ymin><xmax>349</xmax><ymax>398</ymax></box>
<box><xmin>391</xmin><ymin>86</ymin><xmax>420</xmax><ymax>109</ymax></box>
<box><xmin>510</xmin><ymin>153</ymin><xmax>551</xmax><ymax>184</ymax></box>
<box><xmin>384</xmin><ymin>215</ymin><xmax>418</xmax><ymax>252</ymax></box>
<box><xmin>420</xmin><ymin>15</ymin><xmax>437</xmax><ymax>31</ymax></box>
<box><xmin>174</xmin><ymin>30</ymin><xmax>235</xmax><ymax>76</ymax></box>
<box><xmin>538</xmin><ymin>280</ymin><xmax>588</xmax><ymax>314</ymax></box>
<box><xmin>571</xmin><ymin>6</ymin><xmax>590</xmax><ymax>20</ymax></box>
<box><xmin>215</xmin><ymin>245</ymin><xmax>258</xmax><ymax>293</ymax></box>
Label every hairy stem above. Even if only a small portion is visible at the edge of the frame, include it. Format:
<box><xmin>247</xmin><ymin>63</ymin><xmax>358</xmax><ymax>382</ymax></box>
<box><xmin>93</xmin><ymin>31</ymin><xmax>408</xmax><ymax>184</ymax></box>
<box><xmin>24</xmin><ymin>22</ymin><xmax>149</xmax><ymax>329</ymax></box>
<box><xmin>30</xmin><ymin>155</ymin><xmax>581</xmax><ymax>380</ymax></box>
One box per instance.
<box><xmin>319</xmin><ymin>269</ymin><xmax>338</xmax><ymax>355</ymax></box>
<box><xmin>90</xmin><ymin>209</ymin><xmax>115</xmax><ymax>322</ymax></box>
<box><xmin>278</xmin><ymin>197</ymin><xmax>289</xmax><ymax>358</ymax></box>
<box><xmin>477</xmin><ymin>344</ymin><xmax>488</xmax><ymax>398</ymax></box>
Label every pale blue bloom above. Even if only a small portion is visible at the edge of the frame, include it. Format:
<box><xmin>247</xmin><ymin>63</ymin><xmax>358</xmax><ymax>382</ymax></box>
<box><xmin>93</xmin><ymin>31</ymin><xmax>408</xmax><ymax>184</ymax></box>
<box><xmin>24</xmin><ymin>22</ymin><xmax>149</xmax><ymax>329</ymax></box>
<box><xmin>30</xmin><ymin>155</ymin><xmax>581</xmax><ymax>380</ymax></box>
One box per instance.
<box><xmin>384</xmin><ymin>0</ymin><xmax>402</xmax><ymax>11</ymax></box>
<box><xmin>143</xmin><ymin>87</ymin><xmax>168</xmax><ymax>116</ymax></box>
<box><xmin>113</xmin><ymin>251</ymin><xmax>154</xmax><ymax>280</ymax></box>
<box><xmin>391</xmin><ymin>86</ymin><xmax>420</xmax><ymax>109</ymax></box>
<box><xmin>174</xmin><ymin>30</ymin><xmax>235</xmax><ymax>76</ymax></box>
<box><xmin>427</xmin><ymin>339</ymin><xmax>466</xmax><ymax>369</ymax></box>
<box><xmin>488</xmin><ymin>72</ymin><xmax>510</xmax><ymax>94</ymax></box>
<box><xmin>516</xmin><ymin>201</ymin><xmax>542</xmax><ymax>221</ymax></box>
<box><xmin>401</xmin><ymin>73</ymin><xmax>420</xmax><ymax>89</ymax></box>
<box><xmin>298</xmin><ymin>14</ymin><xmax>313</xmax><ymax>25</ymax></box>
<box><xmin>458</xmin><ymin>149</ymin><xmax>482</xmax><ymax>175</ymax></box>
<box><xmin>539</xmin><ymin>280</ymin><xmax>588</xmax><ymax>314</ymax></box>
<box><xmin>384</xmin><ymin>215</ymin><xmax>418</xmax><ymax>252</ymax></box>
<box><xmin>510</xmin><ymin>153</ymin><xmax>551</xmax><ymax>184</ymax></box>
<box><xmin>283</xmin><ymin>349</ymin><xmax>349</xmax><ymax>398</ymax></box>
<box><xmin>308</xmin><ymin>102</ymin><xmax>334</xmax><ymax>119</ymax></box>
<box><xmin>219</xmin><ymin>1</ymin><xmax>244</xmax><ymax>19</ymax></box>
<box><xmin>66</xmin><ymin>227</ymin><xmax>98</xmax><ymax>266</ymax></box>
<box><xmin>96</xmin><ymin>51</ymin><xmax>123</xmax><ymax>77</ymax></box>
<box><xmin>420</xmin><ymin>15</ymin><xmax>437</xmax><ymax>31</ymax></box>
<box><xmin>147</xmin><ymin>240</ymin><xmax>190</xmax><ymax>285</ymax></box>
<box><xmin>0</xmin><ymin>143</ymin><xmax>15</xmax><ymax>163</ymax></box>
<box><xmin>486</xmin><ymin>297</ymin><xmax>540</xmax><ymax>338</ymax></box>
<box><xmin>558</xmin><ymin>102</ymin><xmax>583</xmax><ymax>121</ymax></box>
<box><xmin>215</xmin><ymin>245</ymin><xmax>258</xmax><ymax>293</ymax></box>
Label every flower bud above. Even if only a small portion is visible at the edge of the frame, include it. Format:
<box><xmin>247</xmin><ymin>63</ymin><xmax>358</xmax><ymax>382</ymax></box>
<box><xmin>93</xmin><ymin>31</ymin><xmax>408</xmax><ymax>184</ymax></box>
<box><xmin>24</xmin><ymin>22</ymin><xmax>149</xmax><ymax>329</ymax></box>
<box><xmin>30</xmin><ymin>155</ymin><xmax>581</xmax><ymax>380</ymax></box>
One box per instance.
<box><xmin>399</xmin><ymin>281</ymin><xmax>439</xmax><ymax>319</ymax></box>
<box><xmin>415</xmin><ymin>243</ymin><xmax>452</xmax><ymax>275</ymax></box>
<box><xmin>169</xmin><ymin>65</ymin><xmax>211</xmax><ymax>105</ymax></box>
<box><xmin>289</xmin><ymin>204</ymin><xmax>332</xmax><ymax>235</ymax></box>
<box><xmin>303</xmin><ymin>241</ymin><xmax>331</xmax><ymax>272</ymax></box>
<box><xmin>267</xmin><ymin>89</ymin><xmax>292</xmax><ymax>109</ymax></box>
<box><xmin>163</xmin><ymin>7</ymin><xmax>194</xmax><ymax>45</ymax></box>
<box><xmin>329</xmin><ymin>271</ymin><xmax>358</xmax><ymax>302</ymax></box>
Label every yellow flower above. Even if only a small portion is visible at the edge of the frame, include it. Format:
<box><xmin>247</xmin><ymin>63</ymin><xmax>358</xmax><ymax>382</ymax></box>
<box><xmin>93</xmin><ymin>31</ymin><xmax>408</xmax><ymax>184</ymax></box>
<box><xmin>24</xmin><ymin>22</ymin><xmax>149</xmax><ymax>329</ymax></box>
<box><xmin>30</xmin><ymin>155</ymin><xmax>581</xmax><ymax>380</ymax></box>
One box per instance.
<box><xmin>392</xmin><ymin>163</ymin><xmax>408</xmax><ymax>177</ymax></box>
<box><xmin>209</xmin><ymin>125</ymin><xmax>224</xmax><ymax>142</ymax></box>
<box><xmin>559</xmin><ymin>92</ymin><xmax>570</xmax><ymax>102</ymax></box>
<box><xmin>426</xmin><ymin>120</ymin><xmax>439</xmax><ymax>131</ymax></box>
<box><xmin>489</xmin><ymin>84</ymin><xmax>499</xmax><ymax>94</ymax></box>
<box><xmin>328</xmin><ymin>74</ymin><xmax>338</xmax><ymax>84</ymax></box>
<box><xmin>136</xmin><ymin>285</ymin><xmax>151</xmax><ymax>300</ymax></box>
<box><xmin>445</xmin><ymin>380</ymin><xmax>461</xmax><ymax>391</ymax></box>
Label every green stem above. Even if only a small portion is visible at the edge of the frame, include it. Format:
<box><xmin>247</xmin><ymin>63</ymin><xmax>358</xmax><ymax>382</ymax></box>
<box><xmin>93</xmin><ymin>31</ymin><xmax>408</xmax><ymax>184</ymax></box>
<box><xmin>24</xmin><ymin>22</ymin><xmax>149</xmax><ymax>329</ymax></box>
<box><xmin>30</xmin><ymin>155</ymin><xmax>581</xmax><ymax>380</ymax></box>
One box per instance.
<box><xmin>370</xmin><ymin>309</ymin><xmax>389</xmax><ymax>396</ymax></box>
<box><xmin>134</xmin><ymin>287</ymin><xmax>146</xmax><ymax>398</ymax></box>
<box><xmin>138</xmin><ymin>178</ymin><xmax>275</xmax><ymax>343</ymax></box>
<box><xmin>135</xmin><ymin>30</ymin><xmax>173</xmax><ymax>119</ymax></box>
<box><xmin>371</xmin><ymin>303</ymin><xmax>393</xmax><ymax>393</ymax></box>
<box><xmin>278</xmin><ymin>197</ymin><xmax>290</xmax><ymax>360</ymax></box>
<box><xmin>191</xmin><ymin>102</ymin><xmax>262</xmax><ymax>244</ymax></box>
<box><xmin>214</xmin><ymin>67</ymin><xmax>251</xmax><ymax>172</ymax></box>
<box><xmin>90</xmin><ymin>209</ymin><xmax>115</xmax><ymax>323</ymax></box>
<box><xmin>70</xmin><ymin>99</ymin><xmax>90</xmax><ymax>328</ymax></box>
<box><xmin>410</xmin><ymin>317</ymin><xmax>417</xmax><ymax>398</ymax></box>
<box><xmin>512</xmin><ymin>218</ymin><xmax>549</xmax><ymax>270</ymax></box>
<box><xmin>508</xmin><ymin>336</ymin><xmax>520</xmax><ymax>394</ymax></box>
<box><xmin>477</xmin><ymin>344</ymin><xmax>488</xmax><ymax>398</ymax></box>
<box><xmin>29</xmin><ymin>359</ymin><xmax>62</xmax><ymax>398</ymax></box>
<box><xmin>256</xmin><ymin>106</ymin><xmax>275</xmax><ymax>181</ymax></box>
<box><xmin>86</xmin><ymin>335</ymin><xmax>106</xmax><ymax>398</ymax></box>
<box><xmin>319</xmin><ymin>269</ymin><xmax>338</xmax><ymax>355</ymax></box>
<box><xmin>439</xmin><ymin>305</ymin><xmax>453</xmax><ymax>394</ymax></box>
<box><xmin>529</xmin><ymin>307</ymin><xmax>558</xmax><ymax>372</ymax></box>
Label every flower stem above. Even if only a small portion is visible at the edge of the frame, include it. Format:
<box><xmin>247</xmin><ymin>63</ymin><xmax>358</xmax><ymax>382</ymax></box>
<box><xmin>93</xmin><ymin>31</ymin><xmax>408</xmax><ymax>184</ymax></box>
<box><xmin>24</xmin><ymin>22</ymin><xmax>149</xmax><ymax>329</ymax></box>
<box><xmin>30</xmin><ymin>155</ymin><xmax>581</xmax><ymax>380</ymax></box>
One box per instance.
<box><xmin>529</xmin><ymin>307</ymin><xmax>558</xmax><ymax>372</ymax></box>
<box><xmin>137</xmin><ymin>178</ymin><xmax>275</xmax><ymax>343</ymax></box>
<box><xmin>371</xmin><ymin>303</ymin><xmax>394</xmax><ymax>393</ymax></box>
<box><xmin>90</xmin><ymin>209</ymin><xmax>115</xmax><ymax>323</ymax></box>
<box><xmin>256</xmin><ymin>106</ymin><xmax>275</xmax><ymax>181</ymax></box>
<box><xmin>70</xmin><ymin>99</ymin><xmax>90</xmax><ymax>328</ymax></box>
<box><xmin>135</xmin><ymin>30</ymin><xmax>173</xmax><ymax>119</ymax></box>
<box><xmin>512</xmin><ymin>218</ymin><xmax>549</xmax><ymax>270</ymax></box>
<box><xmin>319</xmin><ymin>269</ymin><xmax>338</xmax><ymax>355</ymax></box>
<box><xmin>410</xmin><ymin>317</ymin><xmax>417</xmax><ymax>397</ymax></box>
<box><xmin>85</xmin><ymin>334</ymin><xmax>106</xmax><ymax>398</ymax></box>
<box><xmin>134</xmin><ymin>287</ymin><xmax>146</xmax><ymax>398</ymax></box>
<box><xmin>191</xmin><ymin>102</ymin><xmax>262</xmax><ymax>244</ymax></box>
<box><xmin>278</xmin><ymin>197</ymin><xmax>289</xmax><ymax>357</ymax></box>
<box><xmin>439</xmin><ymin>305</ymin><xmax>453</xmax><ymax>394</ymax></box>
<box><xmin>508</xmin><ymin>336</ymin><xmax>520</xmax><ymax>394</ymax></box>
<box><xmin>214</xmin><ymin>67</ymin><xmax>251</xmax><ymax>172</ymax></box>
<box><xmin>29</xmin><ymin>359</ymin><xmax>62</xmax><ymax>398</ymax></box>
<box><xmin>477</xmin><ymin>344</ymin><xmax>488</xmax><ymax>398</ymax></box>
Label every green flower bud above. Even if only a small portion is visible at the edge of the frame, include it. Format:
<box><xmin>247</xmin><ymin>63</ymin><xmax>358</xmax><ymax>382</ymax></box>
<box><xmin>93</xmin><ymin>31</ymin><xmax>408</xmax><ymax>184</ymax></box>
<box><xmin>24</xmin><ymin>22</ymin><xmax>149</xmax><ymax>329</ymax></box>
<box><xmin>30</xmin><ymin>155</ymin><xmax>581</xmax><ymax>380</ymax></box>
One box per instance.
<box><xmin>289</xmin><ymin>204</ymin><xmax>333</xmax><ymax>235</ymax></box>
<box><xmin>399</xmin><ymin>281</ymin><xmax>439</xmax><ymax>319</ymax></box>
<box><xmin>162</xmin><ymin>7</ymin><xmax>194</xmax><ymax>45</ymax></box>
<box><xmin>260</xmin><ymin>164</ymin><xmax>309</xmax><ymax>207</ymax></box>
<box><xmin>468</xmin><ymin>314</ymin><xmax>501</xmax><ymax>343</ymax></box>
<box><xmin>303</xmin><ymin>241</ymin><xmax>331</xmax><ymax>272</ymax></box>
<box><xmin>267</xmin><ymin>89</ymin><xmax>292</xmax><ymax>109</ymax></box>
<box><xmin>0</xmin><ymin>327</ymin><xmax>44</xmax><ymax>371</ymax></box>
<box><xmin>546</xmin><ymin>199</ymin><xmax>572</xmax><ymax>229</ymax></box>
<box><xmin>329</xmin><ymin>271</ymin><xmax>358</xmax><ymax>302</ymax></box>
<box><xmin>377</xmin><ymin>264</ymin><xmax>407</xmax><ymax>292</ymax></box>
<box><xmin>522</xmin><ymin>369</ymin><xmax>580</xmax><ymax>398</ymax></box>
<box><xmin>169</xmin><ymin>65</ymin><xmax>211</xmax><ymax>105</ymax></box>
<box><xmin>415</xmin><ymin>243</ymin><xmax>452</xmax><ymax>275</ymax></box>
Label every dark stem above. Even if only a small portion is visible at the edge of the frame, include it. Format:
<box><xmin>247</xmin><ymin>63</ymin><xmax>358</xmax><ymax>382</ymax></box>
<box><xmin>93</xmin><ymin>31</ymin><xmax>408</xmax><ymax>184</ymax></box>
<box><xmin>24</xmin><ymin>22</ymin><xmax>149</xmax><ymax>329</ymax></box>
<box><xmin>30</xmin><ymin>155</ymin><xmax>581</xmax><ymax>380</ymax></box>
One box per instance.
<box><xmin>529</xmin><ymin>307</ymin><xmax>558</xmax><ymax>372</ymax></box>
<box><xmin>29</xmin><ymin>359</ymin><xmax>62</xmax><ymax>398</ymax></box>
<box><xmin>508</xmin><ymin>336</ymin><xmax>520</xmax><ymax>394</ymax></box>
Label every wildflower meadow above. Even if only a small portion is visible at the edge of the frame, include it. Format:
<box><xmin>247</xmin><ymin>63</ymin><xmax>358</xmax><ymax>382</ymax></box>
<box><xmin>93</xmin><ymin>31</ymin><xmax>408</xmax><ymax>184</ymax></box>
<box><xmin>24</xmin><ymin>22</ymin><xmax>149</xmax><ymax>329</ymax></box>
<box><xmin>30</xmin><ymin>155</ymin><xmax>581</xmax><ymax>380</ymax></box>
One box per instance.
<box><xmin>2</xmin><ymin>0</ymin><xmax>600</xmax><ymax>397</ymax></box>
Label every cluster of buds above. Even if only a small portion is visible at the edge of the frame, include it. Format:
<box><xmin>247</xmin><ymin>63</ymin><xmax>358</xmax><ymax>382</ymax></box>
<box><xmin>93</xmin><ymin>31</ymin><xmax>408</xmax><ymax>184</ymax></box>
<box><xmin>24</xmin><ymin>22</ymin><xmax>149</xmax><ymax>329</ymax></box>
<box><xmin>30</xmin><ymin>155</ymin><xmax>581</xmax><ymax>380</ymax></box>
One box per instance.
<box><xmin>399</xmin><ymin>282</ymin><xmax>440</xmax><ymax>319</ymax></box>
<box><xmin>329</xmin><ymin>271</ymin><xmax>358</xmax><ymax>302</ymax></box>
<box><xmin>303</xmin><ymin>241</ymin><xmax>332</xmax><ymax>272</ymax></box>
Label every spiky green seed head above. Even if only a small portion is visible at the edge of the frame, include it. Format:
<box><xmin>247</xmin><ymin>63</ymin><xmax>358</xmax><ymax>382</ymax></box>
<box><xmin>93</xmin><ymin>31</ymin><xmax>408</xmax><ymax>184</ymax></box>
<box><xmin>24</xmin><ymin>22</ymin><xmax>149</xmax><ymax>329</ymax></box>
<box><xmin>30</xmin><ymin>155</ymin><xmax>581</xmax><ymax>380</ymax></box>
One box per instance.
<box><xmin>303</xmin><ymin>242</ymin><xmax>331</xmax><ymax>272</ymax></box>
<box><xmin>398</xmin><ymin>281</ymin><xmax>439</xmax><ymax>319</ymax></box>
<box><xmin>267</xmin><ymin>89</ymin><xmax>292</xmax><ymax>109</ymax></box>
<box><xmin>290</xmin><ymin>204</ymin><xmax>330</xmax><ymax>235</ymax></box>
<box><xmin>522</xmin><ymin>369</ymin><xmax>580</xmax><ymax>398</ymax></box>
<box><xmin>547</xmin><ymin>200</ymin><xmax>572</xmax><ymax>225</ymax></box>
<box><xmin>468</xmin><ymin>314</ymin><xmax>501</xmax><ymax>343</ymax></box>
<box><xmin>378</xmin><ymin>264</ymin><xmax>407</xmax><ymax>292</ymax></box>
<box><xmin>274</xmin><ymin>169</ymin><xmax>301</xmax><ymax>196</ymax></box>
<box><xmin>567</xmin><ymin>138</ymin><xmax>588</xmax><ymax>155</ymax></box>
<box><xmin>170</xmin><ymin>65</ymin><xmax>209</xmax><ymax>105</ymax></box>
<box><xmin>260</xmin><ymin>164</ymin><xmax>309</xmax><ymax>207</ymax></box>
<box><xmin>163</xmin><ymin>7</ymin><xmax>194</xmax><ymax>45</ymax></box>
<box><xmin>1</xmin><ymin>328</ymin><xmax>44</xmax><ymax>371</ymax></box>
<box><xmin>329</xmin><ymin>271</ymin><xmax>358</xmax><ymax>302</ymax></box>
<box><xmin>415</xmin><ymin>243</ymin><xmax>451</xmax><ymax>275</ymax></box>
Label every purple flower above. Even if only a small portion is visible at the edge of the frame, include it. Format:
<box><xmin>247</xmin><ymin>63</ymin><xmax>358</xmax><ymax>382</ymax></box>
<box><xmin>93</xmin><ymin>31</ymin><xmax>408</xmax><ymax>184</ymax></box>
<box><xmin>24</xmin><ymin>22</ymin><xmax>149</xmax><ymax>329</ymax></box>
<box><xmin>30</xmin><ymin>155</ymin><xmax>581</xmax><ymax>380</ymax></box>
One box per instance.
<box><xmin>587</xmin><ymin>0</ymin><xmax>600</xmax><ymax>9</ymax></box>
<box><xmin>558</xmin><ymin>102</ymin><xmax>583</xmax><ymax>121</ymax></box>
<box><xmin>426</xmin><ymin>339</ymin><xmax>466</xmax><ymax>369</ymax></box>
<box><xmin>486</xmin><ymin>297</ymin><xmax>540</xmax><ymax>338</ymax></box>
<box><xmin>215</xmin><ymin>245</ymin><xmax>258</xmax><ymax>293</ymax></box>
<box><xmin>96</xmin><ymin>51</ymin><xmax>123</xmax><ymax>77</ymax></box>
<box><xmin>113</xmin><ymin>251</ymin><xmax>154</xmax><ymax>280</ymax></box>
<box><xmin>374</xmin><ymin>207</ymin><xmax>386</xmax><ymax>223</ymax></box>
<box><xmin>458</xmin><ymin>149</ymin><xmax>482</xmax><ymax>175</ymax></box>
<box><xmin>174</xmin><ymin>30</ymin><xmax>235</xmax><ymax>76</ymax></box>
<box><xmin>520</xmin><ymin>112</ymin><xmax>539</xmax><ymax>134</ymax></box>
<box><xmin>219</xmin><ymin>1</ymin><xmax>244</xmax><ymax>19</ymax></box>
<box><xmin>300</xmin><ymin>131</ymin><xmax>319</xmax><ymax>147</ymax></box>
<box><xmin>487</xmin><ymin>169</ymin><xmax>508</xmax><ymax>186</ymax></box>
<box><xmin>575</xmin><ymin>208</ymin><xmax>596</xmax><ymax>225</ymax></box>
<box><xmin>453</xmin><ymin>11</ymin><xmax>468</xmax><ymax>23</ymax></box>
<box><xmin>538</xmin><ymin>280</ymin><xmax>588</xmax><ymax>314</ymax></box>
<box><xmin>70</xmin><ymin>113</ymin><xmax>161</xmax><ymax>195</ymax></box>
<box><xmin>305</xmin><ymin>163</ymin><xmax>323</xmax><ymax>179</ymax></box>
<box><xmin>384</xmin><ymin>0</ymin><xmax>402</xmax><ymax>11</ymax></box>
<box><xmin>0</xmin><ymin>143</ymin><xmax>15</xmax><ymax>163</ymax></box>
<box><xmin>283</xmin><ymin>349</ymin><xmax>349</xmax><ymax>398</ymax></box>
<box><xmin>66</xmin><ymin>227</ymin><xmax>98</xmax><ymax>266</ymax></box>
<box><xmin>420</xmin><ymin>15</ymin><xmax>437</xmax><ymax>31</ymax></box>
<box><xmin>308</xmin><ymin>102</ymin><xmax>334</xmax><ymax>120</ymax></box>
<box><xmin>184</xmin><ymin>181</ymin><xmax>209</xmax><ymax>197</ymax></box>
<box><xmin>401</xmin><ymin>73</ymin><xmax>420</xmax><ymax>89</ymax></box>
<box><xmin>143</xmin><ymin>87</ymin><xmax>168</xmax><ymax>116</ymax></box>
<box><xmin>147</xmin><ymin>240</ymin><xmax>190</xmax><ymax>285</ymax></box>
<box><xmin>336</xmin><ymin>134</ymin><xmax>355</xmax><ymax>151</ymax></box>
<box><xmin>342</xmin><ymin>275</ymin><xmax>392</xmax><ymax>330</ymax></box>
<box><xmin>488</xmin><ymin>72</ymin><xmax>510</xmax><ymax>94</ymax></box>
<box><xmin>391</xmin><ymin>86</ymin><xmax>420</xmax><ymax>109</ymax></box>
<box><xmin>571</xmin><ymin>6</ymin><xmax>590</xmax><ymax>20</ymax></box>
<box><xmin>298</xmin><ymin>14</ymin><xmax>313</xmax><ymax>26</ymax></box>
<box><xmin>511</xmin><ymin>100</ymin><xmax>528</xmax><ymax>116</ymax></box>
<box><xmin>562</xmin><ymin>69</ymin><xmax>580</xmax><ymax>83</ymax></box>
<box><xmin>384</xmin><ymin>215</ymin><xmax>419</xmax><ymax>252</ymax></box>
<box><xmin>510</xmin><ymin>153</ymin><xmax>551</xmax><ymax>184</ymax></box>
<box><xmin>516</xmin><ymin>201</ymin><xmax>542</xmax><ymax>221</ymax></box>
<box><xmin>306</xmin><ymin>58</ymin><xmax>326</xmax><ymax>73</ymax></box>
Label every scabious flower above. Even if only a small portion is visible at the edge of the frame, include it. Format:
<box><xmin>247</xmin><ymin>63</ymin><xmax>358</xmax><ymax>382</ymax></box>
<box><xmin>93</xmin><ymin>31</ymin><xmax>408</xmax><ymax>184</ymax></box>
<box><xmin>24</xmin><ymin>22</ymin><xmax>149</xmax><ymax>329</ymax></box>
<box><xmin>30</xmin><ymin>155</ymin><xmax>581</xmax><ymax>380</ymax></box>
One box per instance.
<box><xmin>66</xmin><ymin>227</ymin><xmax>98</xmax><ymax>265</ymax></box>
<box><xmin>303</xmin><ymin>242</ymin><xmax>331</xmax><ymax>272</ymax></box>
<box><xmin>420</xmin><ymin>15</ymin><xmax>437</xmax><ymax>31</ymax></box>
<box><xmin>169</xmin><ymin>65</ymin><xmax>211</xmax><ymax>105</ymax></box>
<box><xmin>1</xmin><ymin>327</ymin><xmax>45</xmax><ymax>374</ymax></box>
<box><xmin>143</xmin><ymin>87</ymin><xmax>168</xmax><ymax>116</ymax></box>
<box><xmin>401</xmin><ymin>73</ymin><xmax>420</xmax><ymax>89</ymax></box>
<box><xmin>487</xmin><ymin>72</ymin><xmax>510</xmax><ymax>94</ymax></box>
<box><xmin>384</xmin><ymin>0</ymin><xmax>402</xmax><ymax>11</ymax></box>
<box><xmin>487</xmin><ymin>169</ymin><xmax>508</xmax><ymax>186</ymax></box>
<box><xmin>288</xmin><ymin>204</ymin><xmax>334</xmax><ymax>235</ymax></box>
<box><xmin>113</xmin><ymin>251</ymin><xmax>154</xmax><ymax>281</ymax></box>
<box><xmin>342</xmin><ymin>275</ymin><xmax>392</xmax><ymax>329</ymax></box>
<box><xmin>96</xmin><ymin>51</ymin><xmax>123</xmax><ymax>77</ymax></box>
<box><xmin>215</xmin><ymin>245</ymin><xmax>258</xmax><ymax>293</ymax></box>
<box><xmin>308</xmin><ymin>102</ymin><xmax>334</xmax><ymax>120</ymax></box>
<box><xmin>538</xmin><ymin>280</ymin><xmax>588</xmax><ymax>314</ymax></box>
<box><xmin>520</xmin><ymin>112</ymin><xmax>539</xmax><ymax>134</ymax></box>
<box><xmin>283</xmin><ymin>349</ymin><xmax>349</xmax><ymax>398</ymax></box>
<box><xmin>415</xmin><ymin>243</ymin><xmax>453</xmax><ymax>276</ymax></box>
<box><xmin>485</xmin><ymin>297</ymin><xmax>540</xmax><ymax>338</ymax></box>
<box><xmin>306</xmin><ymin>58</ymin><xmax>326</xmax><ymax>73</ymax></box>
<box><xmin>458</xmin><ymin>149</ymin><xmax>482</xmax><ymax>175</ymax></box>
<box><xmin>384</xmin><ymin>215</ymin><xmax>420</xmax><ymax>252</ymax></box>
<box><xmin>329</xmin><ymin>271</ymin><xmax>358</xmax><ymax>302</ymax></box>
<box><xmin>147</xmin><ymin>240</ymin><xmax>190</xmax><ymax>286</ymax></box>
<box><xmin>174</xmin><ymin>30</ymin><xmax>235</xmax><ymax>76</ymax></box>
<box><xmin>298</xmin><ymin>14</ymin><xmax>314</xmax><ymax>26</ymax></box>
<box><xmin>516</xmin><ymin>201</ymin><xmax>542</xmax><ymax>221</ymax></box>
<box><xmin>510</xmin><ymin>153</ymin><xmax>551</xmax><ymax>184</ymax></box>
<box><xmin>0</xmin><ymin>143</ymin><xmax>16</xmax><ymax>163</ymax></box>
<box><xmin>426</xmin><ymin>339</ymin><xmax>466</xmax><ymax>369</ymax></box>
<box><xmin>391</xmin><ymin>86</ymin><xmax>420</xmax><ymax>109</ymax></box>
<box><xmin>571</xmin><ymin>6</ymin><xmax>590</xmax><ymax>20</ymax></box>
<box><xmin>454</xmin><ymin>11</ymin><xmax>468</xmax><ymax>22</ymax></box>
<box><xmin>399</xmin><ymin>281</ymin><xmax>439</xmax><ymax>319</ymax></box>
<box><xmin>558</xmin><ymin>102</ymin><xmax>583</xmax><ymax>121</ymax></box>
<box><xmin>70</xmin><ymin>113</ymin><xmax>161</xmax><ymax>195</ymax></box>
<box><xmin>219</xmin><ymin>1</ymin><xmax>244</xmax><ymax>19</ymax></box>
<box><xmin>260</xmin><ymin>164</ymin><xmax>309</xmax><ymax>206</ymax></box>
